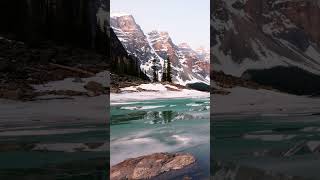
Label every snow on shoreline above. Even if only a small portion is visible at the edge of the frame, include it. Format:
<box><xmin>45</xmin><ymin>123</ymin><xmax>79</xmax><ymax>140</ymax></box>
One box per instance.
<box><xmin>111</xmin><ymin>83</ymin><xmax>209</xmax><ymax>104</ymax></box>
<box><xmin>32</xmin><ymin>71</ymin><xmax>108</xmax><ymax>92</ymax></box>
<box><xmin>213</xmin><ymin>87</ymin><xmax>320</xmax><ymax>116</ymax></box>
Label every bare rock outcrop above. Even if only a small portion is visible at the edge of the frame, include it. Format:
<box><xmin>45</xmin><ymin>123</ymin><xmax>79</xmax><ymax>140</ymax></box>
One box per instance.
<box><xmin>110</xmin><ymin>153</ymin><xmax>196</xmax><ymax>180</ymax></box>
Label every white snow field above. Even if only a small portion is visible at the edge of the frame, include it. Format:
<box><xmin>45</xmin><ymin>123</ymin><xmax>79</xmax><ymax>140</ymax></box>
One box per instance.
<box><xmin>110</xmin><ymin>83</ymin><xmax>209</xmax><ymax>103</ymax></box>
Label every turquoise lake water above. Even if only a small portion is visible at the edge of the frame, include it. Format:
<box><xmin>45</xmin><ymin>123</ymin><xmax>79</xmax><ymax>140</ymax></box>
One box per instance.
<box><xmin>0</xmin><ymin>118</ymin><xmax>107</xmax><ymax>179</ymax></box>
<box><xmin>213</xmin><ymin>114</ymin><xmax>320</xmax><ymax>179</ymax></box>
<box><xmin>111</xmin><ymin>98</ymin><xmax>210</xmax><ymax>179</ymax></box>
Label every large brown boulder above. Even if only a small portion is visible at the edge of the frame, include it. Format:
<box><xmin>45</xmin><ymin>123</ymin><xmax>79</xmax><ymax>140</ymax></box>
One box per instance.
<box><xmin>110</xmin><ymin>153</ymin><xmax>196</xmax><ymax>180</ymax></box>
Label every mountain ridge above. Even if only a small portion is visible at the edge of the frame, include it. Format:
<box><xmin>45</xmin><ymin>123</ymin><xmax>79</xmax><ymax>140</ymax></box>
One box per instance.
<box><xmin>110</xmin><ymin>13</ymin><xmax>210</xmax><ymax>85</ymax></box>
<box><xmin>211</xmin><ymin>0</ymin><xmax>320</xmax><ymax>94</ymax></box>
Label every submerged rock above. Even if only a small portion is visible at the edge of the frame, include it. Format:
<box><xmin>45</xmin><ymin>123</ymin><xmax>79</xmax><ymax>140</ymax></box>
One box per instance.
<box><xmin>110</xmin><ymin>152</ymin><xmax>196</xmax><ymax>180</ymax></box>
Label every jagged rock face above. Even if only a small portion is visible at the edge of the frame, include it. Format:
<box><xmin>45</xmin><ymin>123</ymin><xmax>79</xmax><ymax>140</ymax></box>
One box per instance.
<box><xmin>148</xmin><ymin>31</ymin><xmax>181</xmax><ymax>67</ymax></box>
<box><xmin>110</xmin><ymin>14</ymin><xmax>162</xmax><ymax>79</ymax></box>
<box><xmin>111</xmin><ymin>14</ymin><xmax>209</xmax><ymax>85</ymax></box>
<box><xmin>148</xmin><ymin>31</ymin><xmax>209</xmax><ymax>84</ymax></box>
<box><xmin>194</xmin><ymin>47</ymin><xmax>210</xmax><ymax>78</ymax></box>
<box><xmin>110</xmin><ymin>14</ymin><xmax>159</xmax><ymax>65</ymax></box>
<box><xmin>148</xmin><ymin>31</ymin><xmax>191</xmax><ymax>83</ymax></box>
<box><xmin>212</xmin><ymin>0</ymin><xmax>320</xmax><ymax>79</ymax></box>
<box><xmin>111</xmin><ymin>15</ymin><xmax>139</xmax><ymax>32</ymax></box>
<box><xmin>177</xmin><ymin>43</ymin><xmax>210</xmax><ymax>80</ymax></box>
<box><xmin>196</xmin><ymin>47</ymin><xmax>210</xmax><ymax>62</ymax></box>
<box><xmin>245</xmin><ymin>0</ymin><xmax>320</xmax><ymax>45</ymax></box>
<box><xmin>178</xmin><ymin>43</ymin><xmax>199</xmax><ymax>68</ymax></box>
<box><xmin>110</xmin><ymin>28</ymin><xmax>148</xmax><ymax>79</ymax></box>
<box><xmin>276</xmin><ymin>0</ymin><xmax>320</xmax><ymax>47</ymax></box>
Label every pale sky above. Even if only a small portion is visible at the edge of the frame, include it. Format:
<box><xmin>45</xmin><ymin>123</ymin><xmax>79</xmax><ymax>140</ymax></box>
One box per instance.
<box><xmin>111</xmin><ymin>0</ymin><xmax>210</xmax><ymax>50</ymax></box>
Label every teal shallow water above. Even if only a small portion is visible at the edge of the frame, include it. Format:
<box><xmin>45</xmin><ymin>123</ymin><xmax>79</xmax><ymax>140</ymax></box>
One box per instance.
<box><xmin>111</xmin><ymin>98</ymin><xmax>210</xmax><ymax>179</ymax></box>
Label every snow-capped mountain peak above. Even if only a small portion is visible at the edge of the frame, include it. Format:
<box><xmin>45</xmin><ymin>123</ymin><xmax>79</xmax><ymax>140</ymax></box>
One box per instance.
<box><xmin>178</xmin><ymin>43</ymin><xmax>192</xmax><ymax>50</ymax></box>
<box><xmin>110</xmin><ymin>14</ymin><xmax>209</xmax><ymax>85</ymax></box>
<box><xmin>196</xmin><ymin>47</ymin><xmax>209</xmax><ymax>55</ymax></box>
<box><xmin>148</xmin><ymin>31</ymin><xmax>171</xmax><ymax>46</ymax></box>
<box><xmin>212</xmin><ymin>0</ymin><xmax>320</xmax><ymax>76</ymax></box>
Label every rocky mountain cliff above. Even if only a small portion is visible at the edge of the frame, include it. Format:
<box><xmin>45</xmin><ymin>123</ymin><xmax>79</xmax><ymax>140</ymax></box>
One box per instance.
<box><xmin>110</xmin><ymin>26</ymin><xmax>149</xmax><ymax>79</ymax></box>
<box><xmin>211</xmin><ymin>0</ymin><xmax>320</xmax><ymax>94</ymax></box>
<box><xmin>110</xmin><ymin>13</ymin><xmax>209</xmax><ymax>85</ymax></box>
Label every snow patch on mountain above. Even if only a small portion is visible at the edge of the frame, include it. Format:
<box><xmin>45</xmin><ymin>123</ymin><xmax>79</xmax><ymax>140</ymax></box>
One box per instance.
<box><xmin>111</xmin><ymin>14</ymin><xmax>209</xmax><ymax>85</ymax></box>
<box><xmin>212</xmin><ymin>0</ymin><xmax>320</xmax><ymax>77</ymax></box>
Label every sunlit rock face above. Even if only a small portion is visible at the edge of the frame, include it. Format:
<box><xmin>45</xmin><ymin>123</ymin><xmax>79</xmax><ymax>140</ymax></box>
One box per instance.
<box><xmin>110</xmin><ymin>14</ymin><xmax>160</xmax><ymax>70</ymax></box>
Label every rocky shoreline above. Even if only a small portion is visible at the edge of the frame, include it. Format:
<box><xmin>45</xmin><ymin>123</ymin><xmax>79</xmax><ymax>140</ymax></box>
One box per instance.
<box><xmin>110</xmin><ymin>73</ymin><xmax>150</xmax><ymax>93</ymax></box>
<box><xmin>0</xmin><ymin>36</ymin><xmax>109</xmax><ymax>101</ymax></box>
<box><xmin>211</xmin><ymin>70</ymin><xmax>274</xmax><ymax>95</ymax></box>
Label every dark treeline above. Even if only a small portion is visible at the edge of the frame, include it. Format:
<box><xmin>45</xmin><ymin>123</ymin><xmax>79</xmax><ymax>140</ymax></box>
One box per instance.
<box><xmin>0</xmin><ymin>0</ymin><xmax>107</xmax><ymax>54</ymax></box>
<box><xmin>242</xmin><ymin>66</ymin><xmax>320</xmax><ymax>95</ymax></box>
<box><xmin>161</xmin><ymin>58</ymin><xmax>172</xmax><ymax>83</ymax></box>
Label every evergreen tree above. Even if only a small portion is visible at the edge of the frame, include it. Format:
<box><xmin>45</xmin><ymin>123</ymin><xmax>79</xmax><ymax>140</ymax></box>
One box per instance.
<box><xmin>153</xmin><ymin>69</ymin><xmax>158</xmax><ymax>82</ymax></box>
<box><xmin>167</xmin><ymin>57</ymin><xmax>172</xmax><ymax>83</ymax></box>
<box><xmin>161</xmin><ymin>58</ymin><xmax>167</xmax><ymax>82</ymax></box>
<box><xmin>152</xmin><ymin>58</ymin><xmax>158</xmax><ymax>82</ymax></box>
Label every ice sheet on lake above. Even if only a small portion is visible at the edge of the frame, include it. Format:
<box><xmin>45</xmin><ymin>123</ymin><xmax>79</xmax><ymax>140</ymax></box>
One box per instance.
<box><xmin>186</xmin><ymin>103</ymin><xmax>202</xmax><ymax>107</ymax></box>
<box><xmin>243</xmin><ymin>134</ymin><xmax>296</xmax><ymax>141</ymax></box>
<box><xmin>0</xmin><ymin>128</ymin><xmax>100</xmax><ymax>136</ymax></box>
<box><xmin>172</xmin><ymin>135</ymin><xmax>191</xmax><ymax>145</ymax></box>
<box><xmin>0</xmin><ymin>95</ymin><xmax>108</xmax><ymax>124</ymax></box>
<box><xmin>33</xmin><ymin>142</ymin><xmax>108</xmax><ymax>152</ymax></box>
<box><xmin>120</xmin><ymin>105</ymin><xmax>166</xmax><ymax>110</ymax></box>
<box><xmin>214</xmin><ymin>87</ymin><xmax>320</xmax><ymax>115</ymax></box>
<box><xmin>110</xmin><ymin>126</ymin><xmax>209</xmax><ymax>166</ymax></box>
